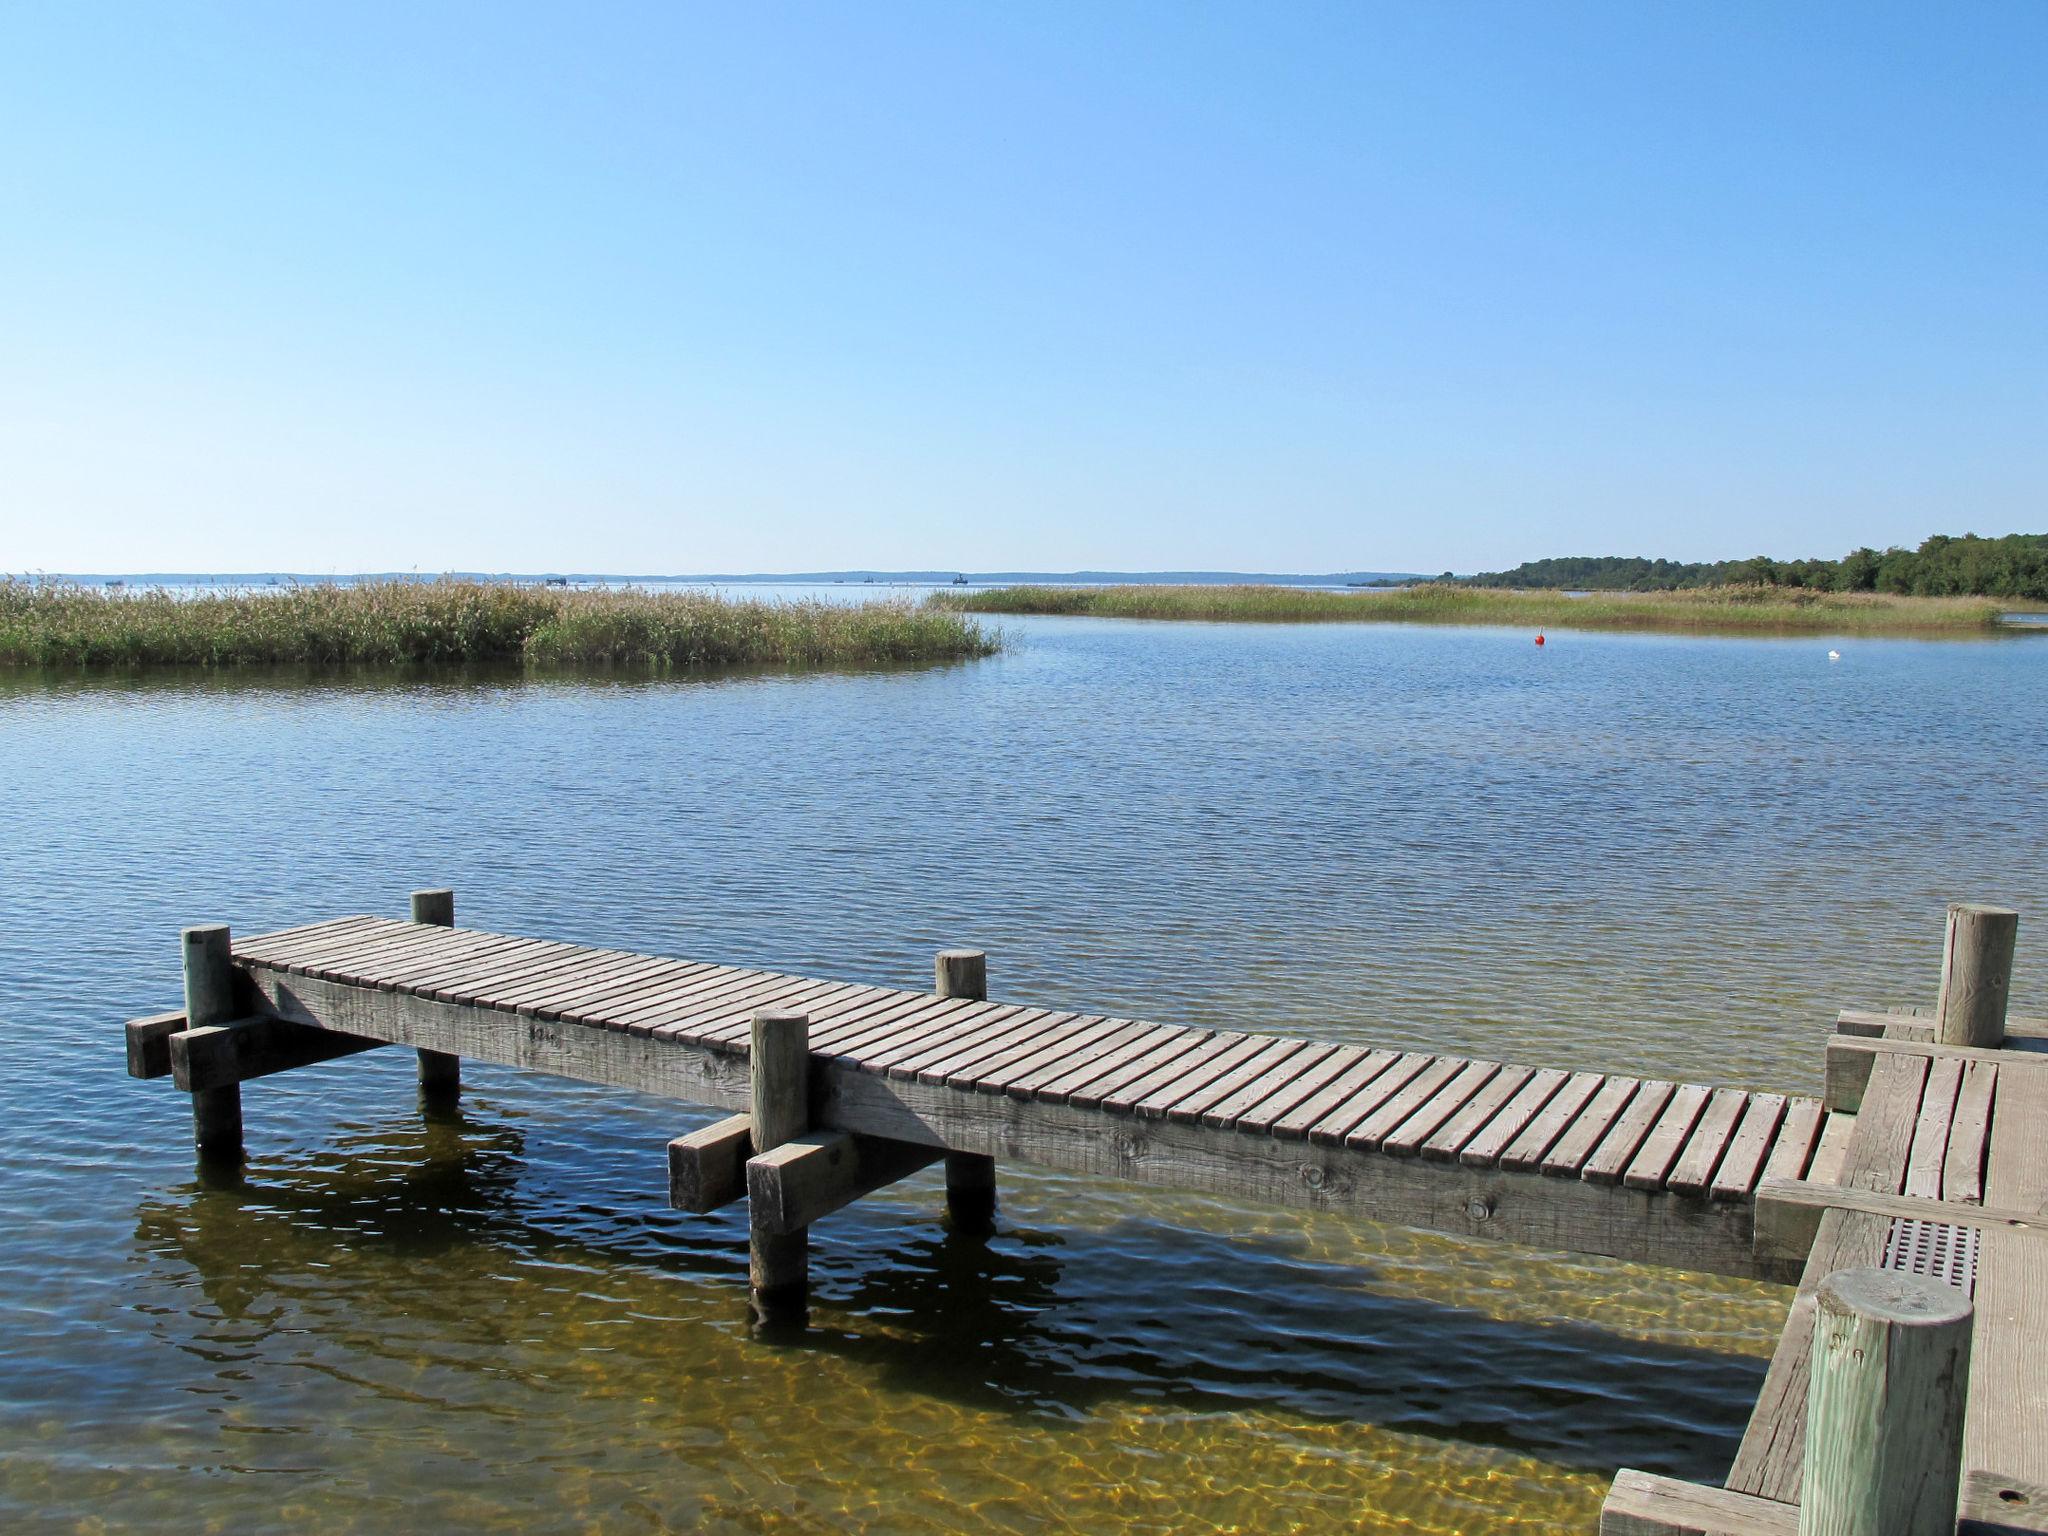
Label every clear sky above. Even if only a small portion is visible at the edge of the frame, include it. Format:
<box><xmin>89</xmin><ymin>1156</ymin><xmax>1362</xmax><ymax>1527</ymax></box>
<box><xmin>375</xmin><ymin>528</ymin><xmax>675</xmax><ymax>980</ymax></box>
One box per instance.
<box><xmin>2</xmin><ymin>3</ymin><xmax>2042</xmax><ymax>575</ymax></box>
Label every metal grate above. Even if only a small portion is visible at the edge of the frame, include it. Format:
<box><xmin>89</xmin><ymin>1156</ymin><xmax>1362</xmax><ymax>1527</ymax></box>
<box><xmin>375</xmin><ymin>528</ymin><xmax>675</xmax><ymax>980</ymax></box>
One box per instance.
<box><xmin>1882</xmin><ymin>1217</ymin><xmax>1980</xmax><ymax>1298</ymax></box>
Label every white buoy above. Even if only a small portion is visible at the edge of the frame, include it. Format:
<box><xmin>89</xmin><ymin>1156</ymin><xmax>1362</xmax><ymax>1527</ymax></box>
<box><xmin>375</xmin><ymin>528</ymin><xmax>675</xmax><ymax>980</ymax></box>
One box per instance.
<box><xmin>1828</xmin><ymin>649</ymin><xmax>1841</xmax><ymax>662</ymax></box>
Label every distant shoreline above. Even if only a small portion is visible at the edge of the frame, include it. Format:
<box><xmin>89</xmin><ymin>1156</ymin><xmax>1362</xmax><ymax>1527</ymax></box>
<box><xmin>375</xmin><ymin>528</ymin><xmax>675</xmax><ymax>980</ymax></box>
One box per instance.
<box><xmin>932</xmin><ymin>583</ymin><xmax>2046</xmax><ymax>635</ymax></box>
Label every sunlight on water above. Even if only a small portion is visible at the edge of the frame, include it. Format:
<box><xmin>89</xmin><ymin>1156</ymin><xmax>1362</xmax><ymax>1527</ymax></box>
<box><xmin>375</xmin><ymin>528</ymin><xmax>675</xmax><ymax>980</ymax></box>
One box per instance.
<box><xmin>1</xmin><ymin>616</ymin><xmax>2041</xmax><ymax>1531</ymax></box>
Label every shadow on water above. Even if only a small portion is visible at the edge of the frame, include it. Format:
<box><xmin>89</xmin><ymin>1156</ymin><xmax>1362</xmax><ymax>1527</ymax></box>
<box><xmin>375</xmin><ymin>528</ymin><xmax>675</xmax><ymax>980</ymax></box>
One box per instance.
<box><xmin>134</xmin><ymin>1101</ymin><xmax>1763</xmax><ymax>1486</ymax></box>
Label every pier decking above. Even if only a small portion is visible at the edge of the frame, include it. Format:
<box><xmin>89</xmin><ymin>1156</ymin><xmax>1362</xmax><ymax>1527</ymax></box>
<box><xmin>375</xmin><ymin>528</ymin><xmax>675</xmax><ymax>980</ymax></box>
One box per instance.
<box><xmin>124</xmin><ymin>899</ymin><xmax>2046</xmax><ymax>1533</ymax></box>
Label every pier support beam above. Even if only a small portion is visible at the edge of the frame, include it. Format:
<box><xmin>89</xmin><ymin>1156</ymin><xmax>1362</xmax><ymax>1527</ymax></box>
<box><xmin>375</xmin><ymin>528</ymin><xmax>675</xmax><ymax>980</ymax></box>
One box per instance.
<box><xmin>1801</xmin><ymin>1266</ymin><xmax>1971</xmax><ymax>1536</ymax></box>
<box><xmin>747</xmin><ymin>1008</ymin><xmax>811</xmax><ymax>1324</ymax></box>
<box><xmin>410</xmin><ymin>888</ymin><xmax>461</xmax><ymax>1099</ymax></box>
<box><xmin>182</xmin><ymin>924</ymin><xmax>242</xmax><ymax>1161</ymax></box>
<box><xmin>1935</xmin><ymin>902</ymin><xmax>2018</xmax><ymax>1049</ymax></box>
<box><xmin>936</xmin><ymin>947</ymin><xmax>997</xmax><ymax>1233</ymax></box>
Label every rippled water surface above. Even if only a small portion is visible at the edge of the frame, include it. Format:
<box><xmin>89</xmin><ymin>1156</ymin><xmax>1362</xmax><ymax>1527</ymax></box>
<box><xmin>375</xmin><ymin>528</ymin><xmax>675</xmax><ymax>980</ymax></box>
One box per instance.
<box><xmin>3</xmin><ymin>615</ymin><xmax>2043</xmax><ymax>1533</ymax></box>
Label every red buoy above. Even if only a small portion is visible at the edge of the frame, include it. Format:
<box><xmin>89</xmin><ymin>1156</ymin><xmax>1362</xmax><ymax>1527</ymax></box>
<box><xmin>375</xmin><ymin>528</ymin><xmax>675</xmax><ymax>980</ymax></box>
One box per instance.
<box><xmin>1535</xmin><ymin>634</ymin><xmax>1545</xmax><ymax>646</ymax></box>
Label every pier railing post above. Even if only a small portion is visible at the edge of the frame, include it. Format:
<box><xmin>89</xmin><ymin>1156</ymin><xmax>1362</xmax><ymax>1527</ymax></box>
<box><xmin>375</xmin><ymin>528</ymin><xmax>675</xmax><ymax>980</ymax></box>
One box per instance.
<box><xmin>182</xmin><ymin>924</ymin><xmax>242</xmax><ymax>1160</ymax></box>
<box><xmin>1934</xmin><ymin>902</ymin><xmax>2018</xmax><ymax>1049</ymax></box>
<box><xmin>1799</xmin><ymin>1266</ymin><xmax>1972</xmax><ymax>1536</ymax></box>
<box><xmin>935</xmin><ymin>948</ymin><xmax>997</xmax><ymax>1233</ymax></box>
<box><xmin>410</xmin><ymin>888</ymin><xmax>461</xmax><ymax>1097</ymax></box>
<box><xmin>749</xmin><ymin>1008</ymin><xmax>810</xmax><ymax>1322</ymax></box>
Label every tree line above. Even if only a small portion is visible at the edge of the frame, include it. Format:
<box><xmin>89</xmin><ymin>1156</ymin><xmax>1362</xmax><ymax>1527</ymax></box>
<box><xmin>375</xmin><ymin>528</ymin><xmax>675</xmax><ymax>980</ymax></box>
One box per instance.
<box><xmin>1457</xmin><ymin>533</ymin><xmax>2048</xmax><ymax>599</ymax></box>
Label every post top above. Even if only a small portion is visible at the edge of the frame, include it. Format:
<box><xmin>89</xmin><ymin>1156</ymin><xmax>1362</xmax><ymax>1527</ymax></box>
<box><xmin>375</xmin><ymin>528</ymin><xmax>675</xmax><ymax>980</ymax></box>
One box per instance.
<box><xmin>1817</xmin><ymin>1265</ymin><xmax>1973</xmax><ymax>1328</ymax></box>
<box><xmin>937</xmin><ymin>947</ymin><xmax>986</xmax><ymax>961</ymax></box>
<box><xmin>752</xmin><ymin>1007</ymin><xmax>811</xmax><ymax>1026</ymax></box>
<box><xmin>181</xmin><ymin>923</ymin><xmax>230</xmax><ymax>941</ymax></box>
<box><xmin>411</xmin><ymin>886</ymin><xmax>454</xmax><ymax>899</ymax></box>
<box><xmin>1948</xmin><ymin>901</ymin><xmax>2019</xmax><ymax>919</ymax></box>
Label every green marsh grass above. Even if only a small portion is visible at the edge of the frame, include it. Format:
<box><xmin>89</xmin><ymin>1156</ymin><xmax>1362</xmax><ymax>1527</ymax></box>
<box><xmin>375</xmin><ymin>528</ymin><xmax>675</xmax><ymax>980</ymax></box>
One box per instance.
<box><xmin>933</xmin><ymin>582</ymin><xmax>2030</xmax><ymax>634</ymax></box>
<box><xmin>0</xmin><ymin>579</ymin><xmax>999</xmax><ymax>668</ymax></box>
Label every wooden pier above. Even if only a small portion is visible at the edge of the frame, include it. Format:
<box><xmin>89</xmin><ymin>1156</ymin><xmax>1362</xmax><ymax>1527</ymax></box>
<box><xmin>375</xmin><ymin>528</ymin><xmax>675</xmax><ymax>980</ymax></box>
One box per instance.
<box><xmin>125</xmin><ymin>895</ymin><xmax>2045</xmax><ymax>1533</ymax></box>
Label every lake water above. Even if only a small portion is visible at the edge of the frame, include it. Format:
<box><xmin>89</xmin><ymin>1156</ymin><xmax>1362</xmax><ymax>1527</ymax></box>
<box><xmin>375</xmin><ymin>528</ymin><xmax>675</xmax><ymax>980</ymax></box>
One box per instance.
<box><xmin>3</xmin><ymin>611</ymin><xmax>2042</xmax><ymax>1533</ymax></box>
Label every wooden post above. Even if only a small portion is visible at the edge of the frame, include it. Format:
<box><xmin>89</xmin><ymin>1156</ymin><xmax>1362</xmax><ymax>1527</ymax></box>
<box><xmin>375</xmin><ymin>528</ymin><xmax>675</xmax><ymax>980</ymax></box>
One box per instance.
<box><xmin>182</xmin><ymin>924</ymin><xmax>242</xmax><ymax>1159</ymax></box>
<box><xmin>1934</xmin><ymin>903</ymin><xmax>2018</xmax><ymax>1049</ymax></box>
<box><xmin>1800</xmin><ymin>1266</ymin><xmax>1972</xmax><ymax>1536</ymax></box>
<box><xmin>411</xmin><ymin>888</ymin><xmax>461</xmax><ymax>1096</ymax></box>
<box><xmin>748</xmin><ymin>1008</ymin><xmax>810</xmax><ymax>1321</ymax></box>
<box><xmin>936</xmin><ymin>947</ymin><xmax>997</xmax><ymax>1232</ymax></box>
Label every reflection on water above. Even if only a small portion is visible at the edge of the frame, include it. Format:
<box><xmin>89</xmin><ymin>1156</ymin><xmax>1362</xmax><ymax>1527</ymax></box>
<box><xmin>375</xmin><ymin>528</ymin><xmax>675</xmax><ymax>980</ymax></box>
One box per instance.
<box><xmin>1</xmin><ymin>617</ymin><xmax>2041</xmax><ymax>1531</ymax></box>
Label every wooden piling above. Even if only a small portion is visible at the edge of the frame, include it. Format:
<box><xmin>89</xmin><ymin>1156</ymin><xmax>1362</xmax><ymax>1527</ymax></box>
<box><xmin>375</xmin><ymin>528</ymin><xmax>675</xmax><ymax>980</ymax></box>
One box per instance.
<box><xmin>1800</xmin><ymin>1266</ymin><xmax>1972</xmax><ymax>1536</ymax></box>
<box><xmin>181</xmin><ymin>924</ymin><xmax>242</xmax><ymax>1159</ymax></box>
<box><xmin>410</xmin><ymin>888</ymin><xmax>461</xmax><ymax>1096</ymax></box>
<box><xmin>1934</xmin><ymin>902</ymin><xmax>2018</xmax><ymax>1049</ymax></box>
<box><xmin>748</xmin><ymin>1008</ymin><xmax>810</xmax><ymax>1319</ymax></box>
<box><xmin>936</xmin><ymin>947</ymin><xmax>997</xmax><ymax>1232</ymax></box>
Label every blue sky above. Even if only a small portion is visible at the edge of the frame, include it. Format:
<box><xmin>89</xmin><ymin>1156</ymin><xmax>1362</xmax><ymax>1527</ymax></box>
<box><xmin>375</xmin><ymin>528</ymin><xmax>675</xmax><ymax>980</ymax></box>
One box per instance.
<box><xmin>2</xmin><ymin>2</ymin><xmax>2042</xmax><ymax>574</ymax></box>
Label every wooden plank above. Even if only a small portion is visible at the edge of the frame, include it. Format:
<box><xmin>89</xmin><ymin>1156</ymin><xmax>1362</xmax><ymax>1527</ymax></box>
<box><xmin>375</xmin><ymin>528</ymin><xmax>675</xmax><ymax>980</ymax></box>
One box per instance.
<box><xmin>1418</xmin><ymin>1064</ymin><xmax>1530</xmax><ymax>1163</ymax></box>
<box><xmin>877</xmin><ymin>1005</ymin><xmax>1038</xmax><ymax>1080</ymax></box>
<box><xmin>1101</xmin><ymin>1031</ymin><xmax>1255</xmax><ymax>1116</ymax></box>
<box><xmin>550</xmin><ymin>960</ymin><xmax>734</xmax><ymax>1027</ymax></box>
<box><xmin>1752</xmin><ymin>1176</ymin><xmax>2048</xmax><ymax>1268</ymax></box>
<box><xmin>466</xmin><ymin>948</ymin><xmax>634</xmax><ymax>1009</ymax></box>
<box><xmin>1666</xmin><ymin>1087</ymin><xmax>1750</xmax><ymax>1197</ymax></box>
<box><xmin>170</xmin><ymin>1015</ymin><xmax>385</xmax><ymax>1092</ymax></box>
<box><xmin>919</xmin><ymin>1010</ymin><xmax>1083</xmax><ymax>1086</ymax></box>
<box><xmin>124</xmin><ymin>1007</ymin><xmax>188</xmax><ymax>1079</ymax></box>
<box><xmin>699</xmin><ymin>980</ymin><xmax>901</xmax><ymax>1045</ymax></box>
<box><xmin>810</xmin><ymin>993</ymin><xmax>967</xmax><ymax>1058</ymax></box>
<box><xmin>852</xmin><ymin>1001</ymin><xmax>1017</xmax><ymax>1073</ymax></box>
<box><xmin>988</xmin><ymin>1016</ymin><xmax>1150</xmax><ymax>1099</ymax></box>
<box><xmin>230</xmin><ymin>915</ymin><xmax>388</xmax><ymax>964</ymax></box>
<box><xmin>1709</xmin><ymin>1093</ymin><xmax>1787</xmax><ymax>1201</ymax></box>
<box><xmin>1381</xmin><ymin>1060</ymin><xmax>1502</xmax><ymax>1159</ymax></box>
<box><xmin>1904</xmin><ymin>1055</ymin><xmax>1965</xmax><ymax>1199</ymax></box>
<box><xmin>953</xmin><ymin>1012</ymin><xmax>1123</xmax><ymax>1093</ymax></box>
<box><xmin>1537</xmin><ymin>1075</ymin><xmax>1638</xmax><ymax>1177</ymax></box>
<box><xmin>1194</xmin><ymin>1041</ymin><xmax>1336</xmax><ymax>1130</ymax></box>
<box><xmin>746</xmin><ymin>1129</ymin><xmax>944</xmax><ymax>1235</ymax></box>
<box><xmin>1040</xmin><ymin>1026</ymin><xmax>1209</xmax><ymax>1107</ymax></box>
<box><xmin>1267</xmin><ymin>1049</ymin><xmax>1397</xmax><ymax>1141</ymax></box>
<box><xmin>1581</xmin><ymin>1080</ymin><xmax>1674</xmax><ymax>1186</ymax></box>
<box><xmin>1128</xmin><ymin>1033</ymin><xmax>1276</xmax><ymax>1120</ymax></box>
<box><xmin>487</xmin><ymin>951</ymin><xmax>676</xmax><ymax>1014</ymax></box>
<box><xmin>636</xmin><ymin>975</ymin><xmax>840</xmax><ymax>1041</ymax></box>
<box><xmin>1622</xmin><ymin>1084</ymin><xmax>1711</xmax><ymax>1192</ymax></box>
<box><xmin>668</xmin><ymin>1113</ymin><xmax>752</xmax><ymax>1211</ymax></box>
<box><xmin>1163</xmin><ymin>1037</ymin><xmax>1313</xmax><ymax>1125</ymax></box>
<box><xmin>1230</xmin><ymin>1043</ymin><xmax>1367</xmax><ymax>1134</ymax></box>
<box><xmin>1944</xmin><ymin>1059</ymin><xmax>1998</xmax><ymax>1204</ymax></box>
<box><xmin>1826</xmin><ymin>1033</ymin><xmax>2043</xmax><ymax>1114</ymax></box>
<box><xmin>1344</xmin><ymin>1056</ymin><xmax>1464</xmax><ymax>1151</ymax></box>
<box><xmin>1806</xmin><ymin>1110</ymin><xmax>1857</xmax><ymax>1186</ymax></box>
<box><xmin>1730</xmin><ymin>1054</ymin><xmax>1930</xmax><ymax>1496</ymax></box>
<box><xmin>244</xmin><ymin>916</ymin><xmax>416</xmax><ymax>969</ymax></box>
<box><xmin>1963</xmin><ymin>1064</ymin><xmax>2048</xmax><ymax>1489</ymax></box>
<box><xmin>519</xmin><ymin>955</ymin><xmax>703</xmax><ymax>1018</ymax></box>
<box><xmin>270</xmin><ymin>923</ymin><xmax>462</xmax><ymax>979</ymax></box>
<box><xmin>1457</xmin><ymin>1067</ymin><xmax>1567</xmax><ymax>1169</ymax></box>
<box><xmin>1310</xmin><ymin>1051</ymin><xmax>1435</xmax><ymax>1147</ymax></box>
<box><xmin>1957</xmin><ymin>1470</ymin><xmax>2048</xmax><ymax>1534</ymax></box>
<box><xmin>380</xmin><ymin>935</ymin><xmax>565</xmax><ymax>996</ymax></box>
<box><xmin>240</xmin><ymin>967</ymin><xmax>1767</xmax><ymax>1277</ymax></box>
<box><xmin>1755</xmin><ymin>1098</ymin><xmax>1824</xmax><ymax>1189</ymax></box>
<box><xmin>1599</xmin><ymin>1469</ymin><xmax>1797</xmax><ymax>1536</ymax></box>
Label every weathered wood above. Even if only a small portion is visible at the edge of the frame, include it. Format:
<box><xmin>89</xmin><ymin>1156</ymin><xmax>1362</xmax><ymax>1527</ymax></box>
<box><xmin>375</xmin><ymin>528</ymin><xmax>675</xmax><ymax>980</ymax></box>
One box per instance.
<box><xmin>1824</xmin><ymin>1034</ymin><xmax>2038</xmax><ymax>1115</ymax></box>
<box><xmin>241</xmin><ymin>963</ymin><xmax>1765</xmax><ymax>1275</ymax></box>
<box><xmin>1624</xmin><ymin>1083</ymin><xmax>1712</xmax><ymax>1192</ymax></box>
<box><xmin>1666</xmin><ymin>1086</ymin><xmax>1748</xmax><ymax>1197</ymax></box>
<box><xmin>124</xmin><ymin>1008</ymin><xmax>188</xmax><ymax>1079</ymax></box>
<box><xmin>1757</xmin><ymin>1099</ymin><xmax>1825</xmax><ymax>1189</ymax></box>
<box><xmin>411</xmin><ymin>888</ymin><xmax>461</xmax><ymax>1096</ymax></box>
<box><xmin>1945</xmin><ymin>1060</ymin><xmax>1999</xmax><ymax>1204</ymax></box>
<box><xmin>1753</xmin><ymin>1177</ymin><xmax>2046</xmax><ymax>1272</ymax></box>
<box><xmin>1936</xmin><ymin>903</ymin><xmax>2019</xmax><ymax>1049</ymax></box>
<box><xmin>748</xmin><ymin>1009</ymin><xmax>810</xmax><ymax>1310</ymax></box>
<box><xmin>1807</xmin><ymin>1111</ymin><xmax>1857</xmax><ymax>1187</ymax></box>
<box><xmin>1598</xmin><ymin>1470</ymin><xmax>1798</xmax><ymax>1536</ymax></box>
<box><xmin>1731</xmin><ymin>1056</ymin><xmax>1927</xmax><ymax>1493</ymax></box>
<box><xmin>932</xmin><ymin>946</ymin><xmax>996</xmax><ymax>1230</ymax></box>
<box><xmin>1963</xmin><ymin>1066</ymin><xmax>2048</xmax><ymax>1493</ymax></box>
<box><xmin>1801</xmin><ymin>1266</ymin><xmax>1972</xmax><ymax>1536</ymax></box>
<box><xmin>182</xmin><ymin>924</ymin><xmax>242</xmax><ymax>1158</ymax></box>
<box><xmin>1957</xmin><ymin>1470</ymin><xmax>2048</xmax><ymax>1534</ymax></box>
<box><xmin>1712</xmin><ymin>1093</ymin><xmax>1789</xmax><ymax>1201</ymax></box>
<box><xmin>1459</xmin><ymin>1067</ymin><xmax>1569</xmax><ymax>1168</ymax></box>
<box><xmin>748</xmin><ymin>1129</ymin><xmax>944</xmax><ymax>1235</ymax></box>
<box><xmin>668</xmin><ymin>1113</ymin><xmax>752</xmax><ymax>1212</ymax></box>
<box><xmin>1903</xmin><ymin>1056</ymin><xmax>1964</xmax><ymax>1199</ymax></box>
<box><xmin>1584</xmin><ymin>1080</ymin><xmax>1674</xmax><ymax>1186</ymax></box>
<box><xmin>1421</xmin><ymin>1064</ymin><xmax>1533</xmax><ymax>1163</ymax></box>
<box><xmin>172</xmin><ymin>1015</ymin><xmax>383</xmax><ymax>1092</ymax></box>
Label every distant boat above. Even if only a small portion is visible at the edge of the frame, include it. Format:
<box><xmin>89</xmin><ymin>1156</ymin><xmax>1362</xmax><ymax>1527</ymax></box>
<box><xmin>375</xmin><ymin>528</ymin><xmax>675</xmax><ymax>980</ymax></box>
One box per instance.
<box><xmin>544</xmin><ymin>576</ymin><xmax>570</xmax><ymax>588</ymax></box>
<box><xmin>951</xmin><ymin>574</ymin><xmax>968</xmax><ymax>585</ymax></box>
<box><xmin>104</xmin><ymin>579</ymin><xmax>124</xmax><ymax>589</ymax></box>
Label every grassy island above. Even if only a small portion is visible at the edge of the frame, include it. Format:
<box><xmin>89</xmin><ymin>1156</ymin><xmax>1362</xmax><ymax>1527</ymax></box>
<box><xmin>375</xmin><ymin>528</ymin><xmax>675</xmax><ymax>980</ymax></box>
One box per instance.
<box><xmin>0</xmin><ymin>579</ymin><xmax>998</xmax><ymax>668</ymax></box>
<box><xmin>933</xmin><ymin>582</ymin><xmax>2034</xmax><ymax>635</ymax></box>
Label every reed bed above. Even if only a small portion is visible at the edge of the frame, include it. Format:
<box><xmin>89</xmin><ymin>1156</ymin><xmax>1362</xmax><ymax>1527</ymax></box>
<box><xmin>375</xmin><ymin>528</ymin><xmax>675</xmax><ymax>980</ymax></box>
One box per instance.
<box><xmin>0</xmin><ymin>579</ymin><xmax>999</xmax><ymax>668</ymax></box>
<box><xmin>933</xmin><ymin>582</ymin><xmax>2025</xmax><ymax>634</ymax></box>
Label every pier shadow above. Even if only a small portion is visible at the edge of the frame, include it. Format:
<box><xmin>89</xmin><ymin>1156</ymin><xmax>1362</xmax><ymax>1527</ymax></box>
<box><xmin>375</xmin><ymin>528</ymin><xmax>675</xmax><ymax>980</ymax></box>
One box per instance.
<box><xmin>130</xmin><ymin>1109</ymin><xmax>1766</xmax><ymax>1486</ymax></box>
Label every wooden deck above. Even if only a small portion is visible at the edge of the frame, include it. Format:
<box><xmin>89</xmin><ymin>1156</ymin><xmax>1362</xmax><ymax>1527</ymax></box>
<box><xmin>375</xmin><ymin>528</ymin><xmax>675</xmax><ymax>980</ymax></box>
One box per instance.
<box><xmin>127</xmin><ymin>903</ymin><xmax>2047</xmax><ymax>1532</ymax></box>
<box><xmin>142</xmin><ymin>913</ymin><xmax>1832</xmax><ymax>1277</ymax></box>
